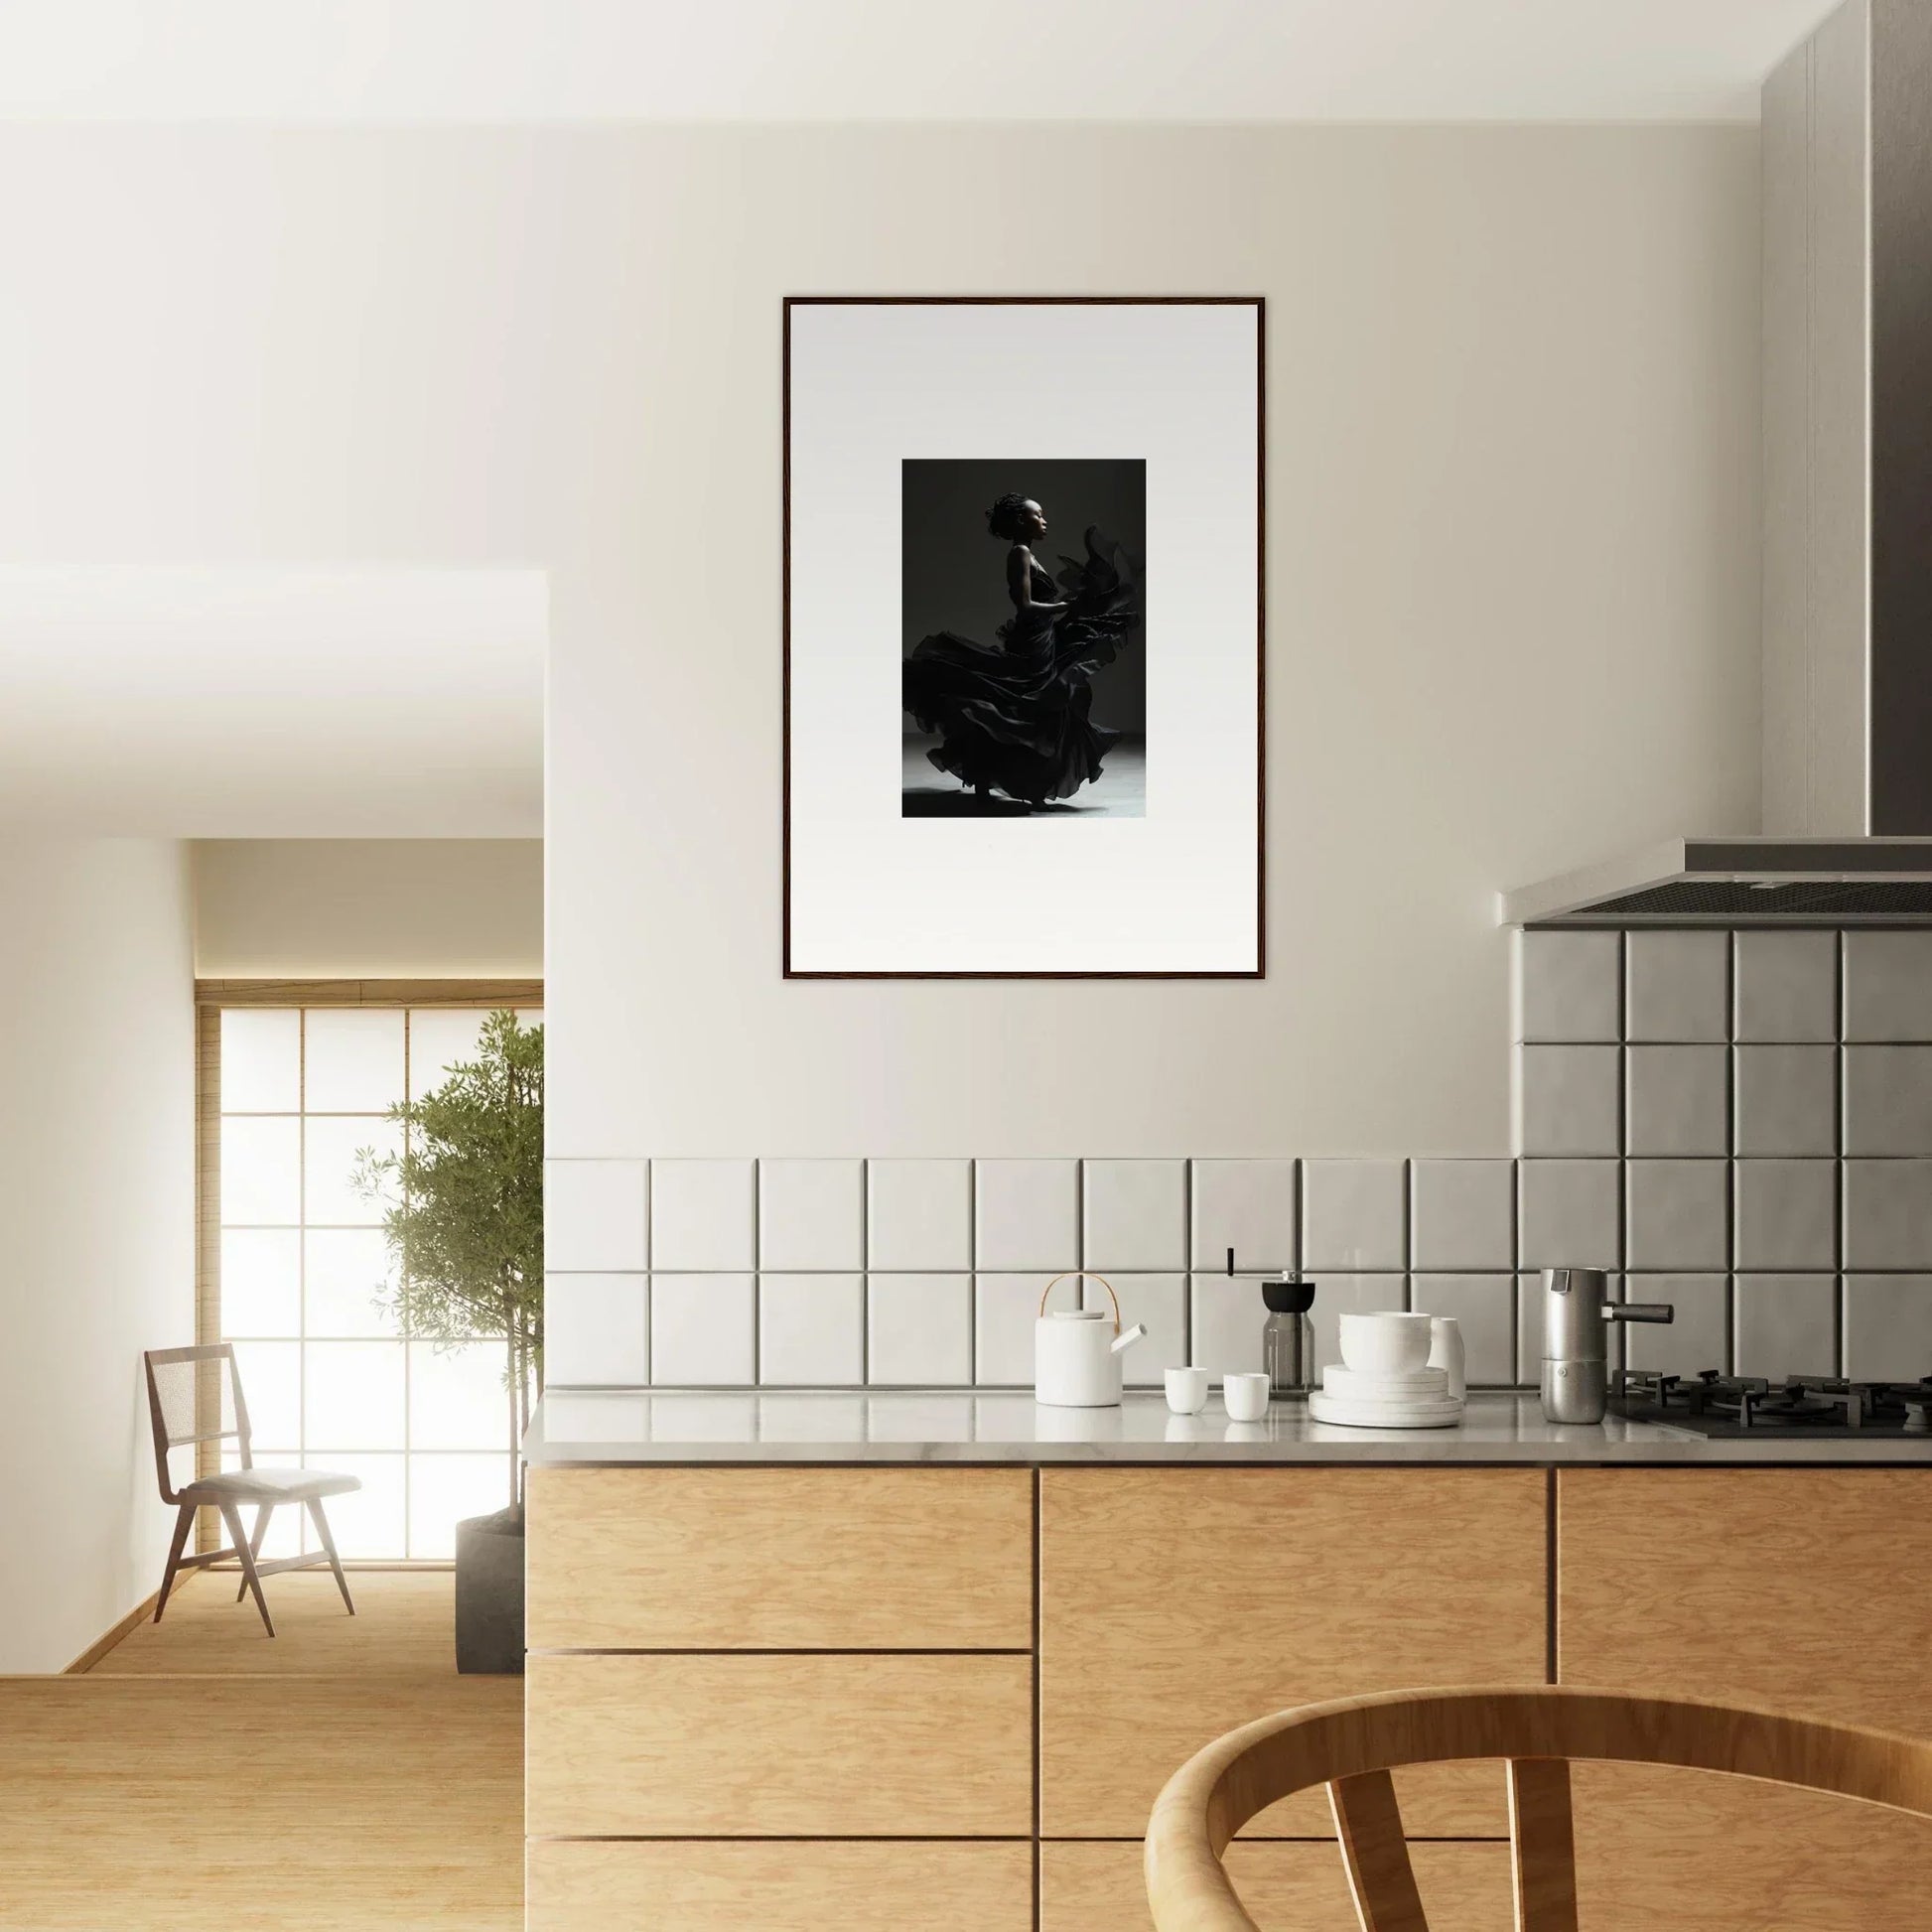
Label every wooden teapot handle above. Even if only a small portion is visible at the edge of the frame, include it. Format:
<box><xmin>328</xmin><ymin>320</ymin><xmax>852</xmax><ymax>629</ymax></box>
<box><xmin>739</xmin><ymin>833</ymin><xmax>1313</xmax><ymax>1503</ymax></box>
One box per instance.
<box><xmin>1038</xmin><ymin>1271</ymin><xmax>1122</xmax><ymax>1333</ymax></box>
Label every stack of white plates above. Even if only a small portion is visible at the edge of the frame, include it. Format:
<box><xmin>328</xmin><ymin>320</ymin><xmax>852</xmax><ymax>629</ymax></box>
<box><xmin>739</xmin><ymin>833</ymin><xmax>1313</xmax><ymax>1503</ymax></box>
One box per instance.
<box><xmin>1308</xmin><ymin>1363</ymin><xmax>1464</xmax><ymax>1430</ymax></box>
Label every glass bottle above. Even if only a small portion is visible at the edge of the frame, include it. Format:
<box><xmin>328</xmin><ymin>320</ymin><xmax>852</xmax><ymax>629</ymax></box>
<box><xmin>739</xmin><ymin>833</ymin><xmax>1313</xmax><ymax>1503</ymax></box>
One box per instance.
<box><xmin>1262</xmin><ymin>1275</ymin><xmax>1317</xmax><ymax>1399</ymax></box>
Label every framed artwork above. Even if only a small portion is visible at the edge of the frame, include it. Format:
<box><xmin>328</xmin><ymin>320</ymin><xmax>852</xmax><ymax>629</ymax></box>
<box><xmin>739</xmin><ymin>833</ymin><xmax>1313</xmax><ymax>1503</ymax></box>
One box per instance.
<box><xmin>783</xmin><ymin>296</ymin><xmax>1264</xmax><ymax>978</ymax></box>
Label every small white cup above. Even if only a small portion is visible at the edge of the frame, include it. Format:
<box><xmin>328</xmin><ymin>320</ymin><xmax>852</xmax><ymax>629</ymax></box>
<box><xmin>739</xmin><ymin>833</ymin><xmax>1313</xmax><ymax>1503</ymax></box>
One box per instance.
<box><xmin>1165</xmin><ymin>1366</ymin><xmax>1210</xmax><ymax>1415</ymax></box>
<box><xmin>1222</xmin><ymin>1371</ymin><xmax>1272</xmax><ymax>1423</ymax></box>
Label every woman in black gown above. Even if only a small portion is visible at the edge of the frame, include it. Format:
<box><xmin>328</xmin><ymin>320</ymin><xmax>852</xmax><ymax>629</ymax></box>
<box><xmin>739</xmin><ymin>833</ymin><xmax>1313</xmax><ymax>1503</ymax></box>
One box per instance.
<box><xmin>902</xmin><ymin>492</ymin><xmax>1140</xmax><ymax>808</ymax></box>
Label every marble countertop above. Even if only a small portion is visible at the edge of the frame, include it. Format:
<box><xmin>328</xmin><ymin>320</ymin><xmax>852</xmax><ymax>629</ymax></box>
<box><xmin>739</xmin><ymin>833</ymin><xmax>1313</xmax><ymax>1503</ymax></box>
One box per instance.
<box><xmin>524</xmin><ymin>1389</ymin><xmax>1932</xmax><ymax>1465</ymax></box>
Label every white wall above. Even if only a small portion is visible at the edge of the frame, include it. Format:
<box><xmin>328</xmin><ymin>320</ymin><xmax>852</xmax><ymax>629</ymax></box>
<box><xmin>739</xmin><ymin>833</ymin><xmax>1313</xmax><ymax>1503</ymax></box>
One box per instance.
<box><xmin>0</xmin><ymin>124</ymin><xmax>1761</xmax><ymax>1160</ymax></box>
<box><xmin>194</xmin><ymin>839</ymin><xmax>543</xmax><ymax>977</ymax></box>
<box><xmin>0</xmin><ymin>840</ymin><xmax>195</xmax><ymax>1672</ymax></box>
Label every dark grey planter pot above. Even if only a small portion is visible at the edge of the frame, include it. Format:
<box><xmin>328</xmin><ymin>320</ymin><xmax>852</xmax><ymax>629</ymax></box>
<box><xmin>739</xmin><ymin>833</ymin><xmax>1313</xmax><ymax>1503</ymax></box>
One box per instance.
<box><xmin>455</xmin><ymin>1504</ymin><xmax>525</xmax><ymax>1675</ymax></box>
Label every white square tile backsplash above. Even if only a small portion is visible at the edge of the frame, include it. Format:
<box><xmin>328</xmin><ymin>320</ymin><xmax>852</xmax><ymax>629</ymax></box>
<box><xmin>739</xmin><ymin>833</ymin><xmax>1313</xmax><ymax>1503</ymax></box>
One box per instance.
<box><xmin>1411</xmin><ymin>1274</ymin><xmax>1515</xmax><ymax>1387</ymax></box>
<box><xmin>650</xmin><ymin>1160</ymin><xmax>756</xmax><ymax>1272</ymax></box>
<box><xmin>1625</xmin><ymin>930</ymin><xmax>1729</xmax><ymax>1042</ymax></box>
<box><xmin>1515</xmin><ymin>929</ymin><xmax>1621</xmax><ymax>1042</ymax></box>
<box><xmin>1515</xmin><ymin>1045</ymin><xmax>1621</xmax><ymax>1157</ymax></box>
<box><xmin>1733</xmin><ymin>930</ymin><xmax>1838</xmax><ymax>1042</ymax></box>
<box><xmin>1843</xmin><ymin>932</ymin><xmax>1932</xmax><ymax>1041</ymax></box>
<box><xmin>1189</xmin><ymin>1159</ymin><xmax>1296</xmax><ymax>1272</ymax></box>
<box><xmin>974</xmin><ymin>1272</ymin><xmax>1048</xmax><ymax>1386</ymax></box>
<box><xmin>867</xmin><ymin>1274</ymin><xmax>971</xmax><ymax>1386</ymax></box>
<box><xmin>758</xmin><ymin>1273</ymin><xmax>864</xmax><ymax>1385</ymax></box>
<box><xmin>1082</xmin><ymin>1160</ymin><xmax>1186</xmax><ymax>1272</ymax></box>
<box><xmin>650</xmin><ymin>1273</ymin><xmax>756</xmax><ymax>1384</ymax></box>
<box><xmin>544</xmin><ymin>1160</ymin><xmax>647</xmax><ymax>1273</ymax></box>
<box><xmin>1080</xmin><ymin>1271</ymin><xmax>1185</xmax><ymax>1386</ymax></box>
<box><xmin>1301</xmin><ymin>1161</ymin><xmax>1406</xmax><ymax>1271</ymax></box>
<box><xmin>550</xmin><ymin>927</ymin><xmax>1932</xmax><ymax>1392</ymax></box>
<box><xmin>1188</xmin><ymin>1273</ymin><xmax>1265</xmax><ymax>1377</ymax></box>
<box><xmin>757</xmin><ymin>1160</ymin><xmax>864</xmax><ymax>1271</ymax></box>
<box><xmin>866</xmin><ymin>1159</ymin><xmax>972</xmax><ymax>1271</ymax></box>
<box><xmin>974</xmin><ymin>1160</ymin><xmax>1079</xmax><ymax>1272</ymax></box>
<box><xmin>545</xmin><ymin>1273</ymin><xmax>648</xmax><ymax>1385</ymax></box>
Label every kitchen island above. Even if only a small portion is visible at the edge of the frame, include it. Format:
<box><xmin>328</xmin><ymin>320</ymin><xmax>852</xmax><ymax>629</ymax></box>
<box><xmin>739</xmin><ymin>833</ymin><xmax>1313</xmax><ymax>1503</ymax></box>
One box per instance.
<box><xmin>523</xmin><ymin>1392</ymin><xmax>1932</xmax><ymax>1932</ymax></box>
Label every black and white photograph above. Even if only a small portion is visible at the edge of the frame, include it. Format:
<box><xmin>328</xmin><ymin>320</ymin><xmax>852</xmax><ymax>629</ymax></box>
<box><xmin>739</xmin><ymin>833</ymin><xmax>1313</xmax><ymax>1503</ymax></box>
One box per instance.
<box><xmin>901</xmin><ymin>459</ymin><xmax>1146</xmax><ymax>818</ymax></box>
<box><xmin>784</xmin><ymin>297</ymin><xmax>1262</xmax><ymax>977</ymax></box>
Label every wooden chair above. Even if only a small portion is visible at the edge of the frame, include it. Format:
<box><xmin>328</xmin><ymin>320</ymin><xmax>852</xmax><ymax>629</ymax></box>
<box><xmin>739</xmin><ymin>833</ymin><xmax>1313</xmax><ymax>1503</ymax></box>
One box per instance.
<box><xmin>1144</xmin><ymin>1684</ymin><xmax>1932</xmax><ymax>1931</ymax></box>
<box><xmin>144</xmin><ymin>1343</ymin><xmax>362</xmax><ymax>1638</ymax></box>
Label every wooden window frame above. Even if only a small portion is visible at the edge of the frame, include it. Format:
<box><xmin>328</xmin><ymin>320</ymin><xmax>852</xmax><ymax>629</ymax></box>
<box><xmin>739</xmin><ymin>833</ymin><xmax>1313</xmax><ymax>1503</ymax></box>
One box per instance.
<box><xmin>195</xmin><ymin>979</ymin><xmax>543</xmax><ymax>1562</ymax></box>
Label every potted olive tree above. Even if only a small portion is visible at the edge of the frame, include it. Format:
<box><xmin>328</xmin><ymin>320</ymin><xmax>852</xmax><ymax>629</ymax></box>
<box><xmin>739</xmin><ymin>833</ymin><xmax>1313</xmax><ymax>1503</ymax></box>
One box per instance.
<box><xmin>354</xmin><ymin>1009</ymin><xmax>542</xmax><ymax>1673</ymax></box>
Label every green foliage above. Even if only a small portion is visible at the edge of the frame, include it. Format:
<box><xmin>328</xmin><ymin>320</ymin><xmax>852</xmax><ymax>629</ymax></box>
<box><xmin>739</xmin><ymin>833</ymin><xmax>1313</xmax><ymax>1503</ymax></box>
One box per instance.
<box><xmin>352</xmin><ymin>1010</ymin><xmax>544</xmax><ymax>1450</ymax></box>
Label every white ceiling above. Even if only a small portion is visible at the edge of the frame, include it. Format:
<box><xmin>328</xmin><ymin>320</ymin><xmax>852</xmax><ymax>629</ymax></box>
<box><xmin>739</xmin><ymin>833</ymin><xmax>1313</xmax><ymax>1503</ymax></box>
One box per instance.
<box><xmin>0</xmin><ymin>0</ymin><xmax>1839</xmax><ymax>124</ymax></box>
<box><xmin>0</xmin><ymin>569</ymin><xmax>545</xmax><ymax>837</ymax></box>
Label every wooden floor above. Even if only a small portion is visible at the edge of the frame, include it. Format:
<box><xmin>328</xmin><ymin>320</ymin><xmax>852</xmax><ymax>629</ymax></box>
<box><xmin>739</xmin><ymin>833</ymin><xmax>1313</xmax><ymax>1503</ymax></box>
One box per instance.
<box><xmin>92</xmin><ymin>1569</ymin><xmax>468</xmax><ymax>1677</ymax></box>
<box><xmin>0</xmin><ymin>1571</ymin><xmax>522</xmax><ymax>1930</ymax></box>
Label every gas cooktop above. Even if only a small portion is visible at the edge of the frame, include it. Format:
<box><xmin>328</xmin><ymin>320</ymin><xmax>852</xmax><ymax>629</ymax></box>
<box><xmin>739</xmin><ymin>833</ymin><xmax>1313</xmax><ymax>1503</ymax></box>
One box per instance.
<box><xmin>1611</xmin><ymin>1370</ymin><xmax>1932</xmax><ymax>1439</ymax></box>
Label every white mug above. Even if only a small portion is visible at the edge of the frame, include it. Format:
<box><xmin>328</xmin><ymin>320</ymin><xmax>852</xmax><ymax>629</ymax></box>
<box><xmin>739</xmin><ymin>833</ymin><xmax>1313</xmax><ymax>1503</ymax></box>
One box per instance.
<box><xmin>1165</xmin><ymin>1366</ymin><xmax>1210</xmax><ymax>1415</ymax></box>
<box><xmin>1427</xmin><ymin>1315</ymin><xmax>1467</xmax><ymax>1400</ymax></box>
<box><xmin>1222</xmin><ymin>1371</ymin><xmax>1271</xmax><ymax>1423</ymax></box>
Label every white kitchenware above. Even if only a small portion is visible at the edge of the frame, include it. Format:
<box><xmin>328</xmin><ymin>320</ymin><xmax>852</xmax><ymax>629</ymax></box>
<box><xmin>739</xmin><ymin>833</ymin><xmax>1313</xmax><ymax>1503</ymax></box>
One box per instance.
<box><xmin>1222</xmin><ymin>1371</ymin><xmax>1272</xmax><ymax>1423</ymax></box>
<box><xmin>1337</xmin><ymin>1311</ymin><xmax>1436</xmax><ymax>1376</ymax></box>
<box><xmin>1321</xmin><ymin>1363</ymin><xmax>1449</xmax><ymax>1403</ymax></box>
<box><xmin>1426</xmin><ymin>1314</ymin><xmax>1467</xmax><ymax>1401</ymax></box>
<box><xmin>1034</xmin><ymin>1272</ymin><xmax>1148</xmax><ymax>1408</ymax></box>
<box><xmin>1165</xmin><ymin>1366</ymin><xmax>1210</xmax><ymax>1415</ymax></box>
<box><xmin>1309</xmin><ymin>1389</ymin><xmax>1464</xmax><ymax>1429</ymax></box>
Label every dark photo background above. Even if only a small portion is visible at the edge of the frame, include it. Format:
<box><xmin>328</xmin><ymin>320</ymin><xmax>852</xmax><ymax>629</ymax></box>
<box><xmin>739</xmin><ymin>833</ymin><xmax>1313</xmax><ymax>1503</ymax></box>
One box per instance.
<box><xmin>900</xmin><ymin>458</ymin><xmax>1147</xmax><ymax>732</ymax></box>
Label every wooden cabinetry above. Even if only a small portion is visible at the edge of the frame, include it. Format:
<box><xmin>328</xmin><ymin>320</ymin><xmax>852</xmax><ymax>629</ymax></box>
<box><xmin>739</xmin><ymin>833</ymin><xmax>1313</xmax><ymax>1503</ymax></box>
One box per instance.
<box><xmin>528</xmin><ymin>1459</ymin><xmax>1932</xmax><ymax>1930</ymax></box>
<box><xmin>1041</xmin><ymin>1841</ymin><xmax>1514</xmax><ymax>1932</ymax></box>
<box><xmin>1038</xmin><ymin>1467</ymin><xmax>1548</xmax><ymax>1838</ymax></box>
<box><xmin>528</xmin><ymin>1842</ymin><xmax>1035</xmax><ymax>1932</ymax></box>
<box><xmin>526</xmin><ymin>1652</ymin><xmax>1033</xmax><ymax>1837</ymax></box>
<box><xmin>527</xmin><ymin>1466</ymin><xmax>1036</xmax><ymax>1932</ymax></box>
<box><xmin>1558</xmin><ymin>1469</ymin><xmax>1932</xmax><ymax>1930</ymax></box>
<box><xmin>526</xmin><ymin>1465</ymin><xmax>1032</xmax><ymax>1649</ymax></box>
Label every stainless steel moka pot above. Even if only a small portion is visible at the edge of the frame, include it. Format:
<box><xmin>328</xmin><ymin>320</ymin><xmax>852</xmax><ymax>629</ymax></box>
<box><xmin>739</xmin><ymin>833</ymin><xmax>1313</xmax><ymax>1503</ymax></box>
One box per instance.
<box><xmin>1540</xmin><ymin>1267</ymin><xmax>1674</xmax><ymax>1424</ymax></box>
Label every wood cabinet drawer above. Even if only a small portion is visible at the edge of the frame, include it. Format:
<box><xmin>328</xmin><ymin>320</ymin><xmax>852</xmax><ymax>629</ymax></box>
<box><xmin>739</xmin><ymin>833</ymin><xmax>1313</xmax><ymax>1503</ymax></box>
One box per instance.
<box><xmin>528</xmin><ymin>1841</ymin><xmax>1034</xmax><ymax>1932</ymax></box>
<box><xmin>1039</xmin><ymin>1468</ymin><xmax>1547</xmax><ymax>1838</ymax></box>
<box><xmin>526</xmin><ymin>1466</ymin><xmax>1033</xmax><ymax>1650</ymax></box>
<box><xmin>1042</xmin><ymin>1840</ymin><xmax>1513</xmax><ymax>1932</ymax></box>
<box><xmin>526</xmin><ymin>1653</ymin><xmax>1033</xmax><ymax>1837</ymax></box>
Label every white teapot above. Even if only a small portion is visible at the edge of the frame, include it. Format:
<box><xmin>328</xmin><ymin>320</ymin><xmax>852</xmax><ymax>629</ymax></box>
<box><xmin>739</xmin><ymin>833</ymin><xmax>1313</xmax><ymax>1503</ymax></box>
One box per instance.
<box><xmin>1035</xmin><ymin>1272</ymin><xmax>1147</xmax><ymax>1408</ymax></box>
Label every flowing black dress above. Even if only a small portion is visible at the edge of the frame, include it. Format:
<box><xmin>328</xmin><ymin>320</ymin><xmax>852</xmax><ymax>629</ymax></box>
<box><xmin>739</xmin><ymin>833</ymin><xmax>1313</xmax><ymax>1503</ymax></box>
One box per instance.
<box><xmin>902</xmin><ymin>528</ymin><xmax>1140</xmax><ymax>806</ymax></box>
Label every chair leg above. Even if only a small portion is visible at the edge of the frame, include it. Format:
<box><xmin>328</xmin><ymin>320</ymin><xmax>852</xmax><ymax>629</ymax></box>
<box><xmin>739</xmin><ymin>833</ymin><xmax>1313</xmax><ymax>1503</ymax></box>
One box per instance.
<box><xmin>218</xmin><ymin>1500</ymin><xmax>275</xmax><ymax>1637</ymax></box>
<box><xmin>153</xmin><ymin>1501</ymin><xmax>197</xmax><ymax>1624</ymax></box>
<box><xmin>307</xmin><ymin>1496</ymin><xmax>355</xmax><ymax>1615</ymax></box>
<box><xmin>235</xmin><ymin>1502</ymin><xmax>273</xmax><ymax>1602</ymax></box>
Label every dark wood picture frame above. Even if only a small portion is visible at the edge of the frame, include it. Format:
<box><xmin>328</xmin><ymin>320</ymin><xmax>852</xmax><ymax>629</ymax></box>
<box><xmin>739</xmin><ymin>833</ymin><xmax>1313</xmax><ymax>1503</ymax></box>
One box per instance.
<box><xmin>781</xmin><ymin>295</ymin><xmax>1266</xmax><ymax>981</ymax></box>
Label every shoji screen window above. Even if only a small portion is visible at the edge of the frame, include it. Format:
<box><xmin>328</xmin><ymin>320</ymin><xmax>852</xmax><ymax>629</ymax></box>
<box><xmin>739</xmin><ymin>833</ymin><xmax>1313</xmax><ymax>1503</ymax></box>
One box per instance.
<box><xmin>215</xmin><ymin>1003</ymin><xmax>536</xmax><ymax>1560</ymax></box>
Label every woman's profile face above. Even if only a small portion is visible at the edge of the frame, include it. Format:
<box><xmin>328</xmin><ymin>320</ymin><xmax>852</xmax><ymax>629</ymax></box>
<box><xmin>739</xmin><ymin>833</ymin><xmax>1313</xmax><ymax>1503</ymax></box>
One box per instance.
<box><xmin>1020</xmin><ymin>499</ymin><xmax>1046</xmax><ymax>538</ymax></box>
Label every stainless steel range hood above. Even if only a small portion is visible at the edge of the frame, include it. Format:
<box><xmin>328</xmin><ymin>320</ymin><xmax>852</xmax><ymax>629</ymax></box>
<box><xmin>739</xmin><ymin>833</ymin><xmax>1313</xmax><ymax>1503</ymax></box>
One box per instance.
<box><xmin>1501</xmin><ymin>839</ymin><xmax>1932</xmax><ymax>927</ymax></box>
<box><xmin>1502</xmin><ymin>0</ymin><xmax>1932</xmax><ymax>928</ymax></box>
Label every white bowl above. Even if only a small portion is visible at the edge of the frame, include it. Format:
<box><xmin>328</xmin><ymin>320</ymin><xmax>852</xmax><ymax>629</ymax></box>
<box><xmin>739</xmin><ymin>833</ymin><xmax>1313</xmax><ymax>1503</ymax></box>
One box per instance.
<box><xmin>1337</xmin><ymin>1311</ymin><xmax>1436</xmax><ymax>1376</ymax></box>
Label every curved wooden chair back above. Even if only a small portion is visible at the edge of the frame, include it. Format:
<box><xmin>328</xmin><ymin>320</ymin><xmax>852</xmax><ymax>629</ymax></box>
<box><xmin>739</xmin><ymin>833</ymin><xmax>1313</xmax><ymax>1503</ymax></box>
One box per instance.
<box><xmin>1144</xmin><ymin>1685</ymin><xmax>1932</xmax><ymax>1932</ymax></box>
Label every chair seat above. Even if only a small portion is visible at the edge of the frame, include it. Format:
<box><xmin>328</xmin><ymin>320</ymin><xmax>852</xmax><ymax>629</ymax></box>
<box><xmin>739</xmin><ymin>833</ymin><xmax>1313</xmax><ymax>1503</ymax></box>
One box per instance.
<box><xmin>180</xmin><ymin>1465</ymin><xmax>362</xmax><ymax>1505</ymax></box>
